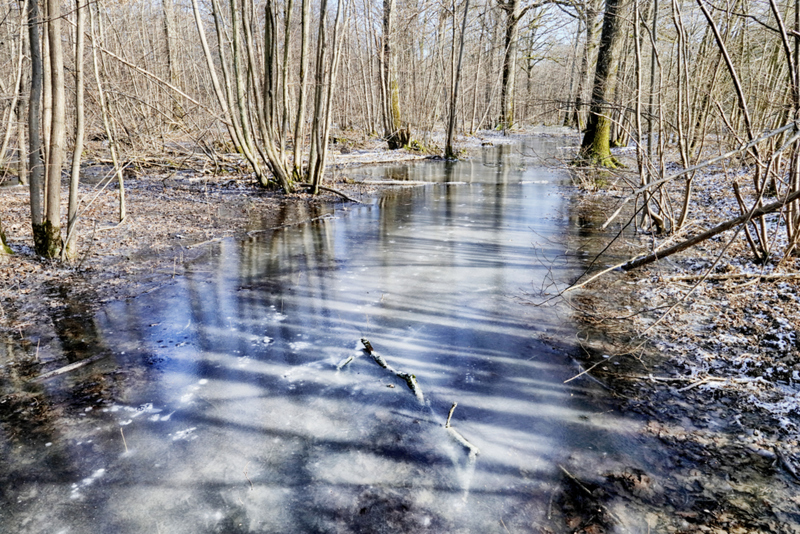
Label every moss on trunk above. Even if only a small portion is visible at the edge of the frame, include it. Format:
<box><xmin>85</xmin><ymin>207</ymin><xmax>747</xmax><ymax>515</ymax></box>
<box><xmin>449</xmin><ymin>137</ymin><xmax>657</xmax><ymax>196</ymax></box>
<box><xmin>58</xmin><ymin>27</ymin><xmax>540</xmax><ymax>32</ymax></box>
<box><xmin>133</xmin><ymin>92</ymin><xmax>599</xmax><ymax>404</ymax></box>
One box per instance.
<box><xmin>579</xmin><ymin>114</ymin><xmax>621</xmax><ymax>168</ymax></box>
<box><xmin>0</xmin><ymin>223</ymin><xmax>12</xmax><ymax>255</ymax></box>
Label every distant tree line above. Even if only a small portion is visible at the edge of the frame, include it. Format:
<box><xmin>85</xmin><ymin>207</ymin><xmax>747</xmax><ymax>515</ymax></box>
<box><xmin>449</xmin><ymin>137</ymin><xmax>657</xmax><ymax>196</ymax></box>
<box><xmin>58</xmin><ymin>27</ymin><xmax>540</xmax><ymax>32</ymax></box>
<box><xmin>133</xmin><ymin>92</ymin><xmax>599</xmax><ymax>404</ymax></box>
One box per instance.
<box><xmin>0</xmin><ymin>0</ymin><xmax>797</xmax><ymax>262</ymax></box>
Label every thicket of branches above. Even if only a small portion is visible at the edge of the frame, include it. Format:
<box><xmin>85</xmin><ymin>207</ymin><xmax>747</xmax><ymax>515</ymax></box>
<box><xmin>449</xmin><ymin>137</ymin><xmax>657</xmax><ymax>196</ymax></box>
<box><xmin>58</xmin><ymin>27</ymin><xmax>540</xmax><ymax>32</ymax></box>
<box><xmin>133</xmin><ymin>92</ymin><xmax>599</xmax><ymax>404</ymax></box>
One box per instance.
<box><xmin>0</xmin><ymin>0</ymin><xmax>798</xmax><ymax>263</ymax></box>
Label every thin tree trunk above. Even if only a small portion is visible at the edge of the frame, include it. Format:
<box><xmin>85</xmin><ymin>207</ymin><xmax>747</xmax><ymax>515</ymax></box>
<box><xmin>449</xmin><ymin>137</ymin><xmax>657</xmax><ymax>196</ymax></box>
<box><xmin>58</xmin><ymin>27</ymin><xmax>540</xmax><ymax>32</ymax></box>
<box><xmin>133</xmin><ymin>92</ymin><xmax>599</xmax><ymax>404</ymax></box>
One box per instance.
<box><xmin>65</xmin><ymin>0</ymin><xmax>86</xmax><ymax>259</ymax></box>
<box><xmin>292</xmin><ymin>0</ymin><xmax>311</xmax><ymax>179</ymax></box>
<box><xmin>28</xmin><ymin>0</ymin><xmax>44</xmax><ymax>248</ymax></box>
<box><xmin>446</xmin><ymin>0</ymin><xmax>470</xmax><ymax>158</ymax></box>
<box><xmin>42</xmin><ymin>0</ymin><xmax>66</xmax><ymax>258</ymax></box>
<box><xmin>0</xmin><ymin>0</ymin><xmax>28</xmax><ymax>171</ymax></box>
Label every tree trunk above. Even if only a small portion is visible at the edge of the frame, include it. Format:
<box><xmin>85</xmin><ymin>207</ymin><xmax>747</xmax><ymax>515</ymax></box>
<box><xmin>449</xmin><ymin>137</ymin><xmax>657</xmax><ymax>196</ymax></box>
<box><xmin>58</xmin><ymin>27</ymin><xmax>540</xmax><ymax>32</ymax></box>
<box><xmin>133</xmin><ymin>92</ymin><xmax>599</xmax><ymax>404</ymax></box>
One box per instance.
<box><xmin>292</xmin><ymin>0</ymin><xmax>311</xmax><ymax>178</ymax></box>
<box><xmin>498</xmin><ymin>0</ymin><xmax>522</xmax><ymax>131</ymax></box>
<box><xmin>162</xmin><ymin>0</ymin><xmax>184</xmax><ymax>122</ymax></box>
<box><xmin>573</xmin><ymin>0</ymin><xmax>602</xmax><ymax>130</ymax></box>
<box><xmin>579</xmin><ymin>0</ymin><xmax>627</xmax><ymax>167</ymax></box>
<box><xmin>66</xmin><ymin>0</ymin><xmax>86</xmax><ymax>260</ymax></box>
<box><xmin>446</xmin><ymin>0</ymin><xmax>470</xmax><ymax>158</ymax></box>
<box><xmin>382</xmin><ymin>0</ymin><xmax>409</xmax><ymax>149</ymax></box>
<box><xmin>28</xmin><ymin>0</ymin><xmax>44</xmax><ymax>250</ymax></box>
<box><xmin>41</xmin><ymin>0</ymin><xmax>66</xmax><ymax>258</ymax></box>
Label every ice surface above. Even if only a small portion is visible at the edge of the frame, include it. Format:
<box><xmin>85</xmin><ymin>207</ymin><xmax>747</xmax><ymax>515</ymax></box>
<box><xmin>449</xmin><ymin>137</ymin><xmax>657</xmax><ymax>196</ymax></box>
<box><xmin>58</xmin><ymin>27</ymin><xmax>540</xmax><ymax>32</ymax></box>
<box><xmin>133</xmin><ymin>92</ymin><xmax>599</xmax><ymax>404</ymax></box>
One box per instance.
<box><xmin>0</xmin><ymin>140</ymin><xmax>648</xmax><ymax>533</ymax></box>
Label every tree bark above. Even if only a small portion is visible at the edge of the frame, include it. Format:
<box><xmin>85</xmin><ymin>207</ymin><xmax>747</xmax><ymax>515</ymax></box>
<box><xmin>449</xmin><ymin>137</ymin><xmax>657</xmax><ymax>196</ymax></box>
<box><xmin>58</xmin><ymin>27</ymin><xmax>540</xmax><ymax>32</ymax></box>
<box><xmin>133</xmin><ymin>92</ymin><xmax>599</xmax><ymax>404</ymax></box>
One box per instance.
<box><xmin>39</xmin><ymin>0</ymin><xmax>66</xmax><ymax>258</ymax></box>
<box><xmin>579</xmin><ymin>0</ymin><xmax>627</xmax><ymax>167</ymax></box>
<box><xmin>498</xmin><ymin>0</ymin><xmax>522</xmax><ymax>131</ymax></box>
<box><xmin>28</xmin><ymin>0</ymin><xmax>44</xmax><ymax>248</ymax></box>
<box><xmin>382</xmin><ymin>0</ymin><xmax>409</xmax><ymax>149</ymax></box>
<box><xmin>446</xmin><ymin>0</ymin><xmax>470</xmax><ymax>158</ymax></box>
<box><xmin>66</xmin><ymin>0</ymin><xmax>86</xmax><ymax>260</ymax></box>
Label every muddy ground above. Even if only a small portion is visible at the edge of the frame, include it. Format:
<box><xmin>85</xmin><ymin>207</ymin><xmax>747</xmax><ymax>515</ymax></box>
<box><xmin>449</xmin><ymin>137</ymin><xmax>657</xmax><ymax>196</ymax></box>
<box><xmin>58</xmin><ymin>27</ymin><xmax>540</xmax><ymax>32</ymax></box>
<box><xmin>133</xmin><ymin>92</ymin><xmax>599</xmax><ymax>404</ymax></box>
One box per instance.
<box><xmin>545</xmin><ymin>152</ymin><xmax>800</xmax><ymax>533</ymax></box>
<box><xmin>1</xmin><ymin>130</ymin><xmax>799</xmax><ymax>533</ymax></box>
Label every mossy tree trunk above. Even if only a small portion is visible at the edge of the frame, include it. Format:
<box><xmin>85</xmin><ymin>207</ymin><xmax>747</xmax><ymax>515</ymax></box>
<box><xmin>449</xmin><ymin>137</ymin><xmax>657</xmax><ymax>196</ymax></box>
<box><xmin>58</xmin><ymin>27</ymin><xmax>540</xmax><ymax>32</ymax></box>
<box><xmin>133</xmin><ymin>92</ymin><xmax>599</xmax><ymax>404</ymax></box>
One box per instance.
<box><xmin>0</xmin><ymin>216</ymin><xmax>12</xmax><ymax>256</ymax></box>
<box><xmin>579</xmin><ymin>0</ymin><xmax>626</xmax><ymax>167</ymax></box>
<box><xmin>381</xmin><ymin>0</ymin><xmax>409</xmax><ymax>149</ymax></box>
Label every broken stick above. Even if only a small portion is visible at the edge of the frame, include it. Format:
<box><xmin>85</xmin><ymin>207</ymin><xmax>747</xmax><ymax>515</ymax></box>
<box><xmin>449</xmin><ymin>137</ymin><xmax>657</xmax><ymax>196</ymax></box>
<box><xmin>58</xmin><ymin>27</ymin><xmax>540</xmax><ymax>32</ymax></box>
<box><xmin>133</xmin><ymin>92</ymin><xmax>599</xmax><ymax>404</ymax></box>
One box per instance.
<box><xmin>360</xmin><ymin>338</ymin><xmax>424</xmax><ymax>403</ymax></box>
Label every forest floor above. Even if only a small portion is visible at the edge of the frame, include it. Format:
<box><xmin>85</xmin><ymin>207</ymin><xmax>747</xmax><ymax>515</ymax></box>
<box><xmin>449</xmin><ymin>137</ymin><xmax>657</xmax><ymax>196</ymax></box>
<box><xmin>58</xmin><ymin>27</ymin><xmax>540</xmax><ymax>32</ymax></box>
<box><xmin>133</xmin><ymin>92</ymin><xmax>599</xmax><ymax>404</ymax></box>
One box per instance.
<box><xmin>554</xmin><ymin>146</ymin><xmax>800</xmax><ymax>533</ymax></box>
<box><xmin>1</xmin><ymin>130</ymin><xmax>799</xmax><ymax>532</ymax></box>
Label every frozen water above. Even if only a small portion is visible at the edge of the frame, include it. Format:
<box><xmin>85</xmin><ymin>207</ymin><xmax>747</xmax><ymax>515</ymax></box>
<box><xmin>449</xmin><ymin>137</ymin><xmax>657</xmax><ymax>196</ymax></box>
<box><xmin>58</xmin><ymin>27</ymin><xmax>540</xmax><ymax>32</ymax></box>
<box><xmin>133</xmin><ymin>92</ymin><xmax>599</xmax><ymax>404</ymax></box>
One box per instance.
<box><xmin>0</xmin><ymin>141</ymin><xmax>650</xmax><ymax>533</ymax></box>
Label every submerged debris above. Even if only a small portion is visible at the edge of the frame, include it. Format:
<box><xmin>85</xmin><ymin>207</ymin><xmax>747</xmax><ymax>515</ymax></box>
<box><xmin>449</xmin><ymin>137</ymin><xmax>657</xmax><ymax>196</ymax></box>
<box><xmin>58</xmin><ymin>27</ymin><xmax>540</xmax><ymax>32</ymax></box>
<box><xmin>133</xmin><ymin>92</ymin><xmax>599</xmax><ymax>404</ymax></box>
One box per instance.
<box><xmin>360</xmin><ymin>338</ymin><xmax>425</xmax><ymax>404</ymax></box>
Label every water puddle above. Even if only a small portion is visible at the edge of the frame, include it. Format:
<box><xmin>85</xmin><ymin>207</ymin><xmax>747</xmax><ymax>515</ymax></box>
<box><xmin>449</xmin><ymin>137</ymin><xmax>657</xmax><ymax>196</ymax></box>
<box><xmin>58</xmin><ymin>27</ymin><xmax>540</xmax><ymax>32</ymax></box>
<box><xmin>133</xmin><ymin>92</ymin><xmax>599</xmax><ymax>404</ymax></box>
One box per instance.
<box><xmin>1</xmin><ymin>140</ymin><xmax>664</xmax><ymax>533</ymax></box>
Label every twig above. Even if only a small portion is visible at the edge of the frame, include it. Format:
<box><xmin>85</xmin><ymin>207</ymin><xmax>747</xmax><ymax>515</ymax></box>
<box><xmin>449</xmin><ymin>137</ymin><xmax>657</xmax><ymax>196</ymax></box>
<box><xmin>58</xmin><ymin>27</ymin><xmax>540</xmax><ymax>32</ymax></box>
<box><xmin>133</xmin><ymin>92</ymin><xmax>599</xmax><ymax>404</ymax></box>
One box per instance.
<box><xmin>186</xmin><ymin>237</ymin><xmax>224</xmax><ymax>249</ymax></box>
<box><xmin>677</xmin><ymin>378</ymin><xmax>709</xmax><ymax>392</ymax></box>
<box><xmin>297</xmin><ymin>182</ymin><xmax>364</xmax><ymax>203</ymax></box>
<box><xmin>243</xmin><ymin>463</ymin><xmax>254</xmax><ymax>490</ymax></box>
<box><xmin>601</xmin><ymin>120</ymin><xmax>800</xmax><ymax>229</ymax></box>
<box><xmin>336</xmin><ymin>355</ymin><xmax>354</xmax><ymax>370</ymax></box>
<box><xmin>33</xmin><ymin>354</ymin><xmax>109</xmax><ymax>382</ymax></box>
<box><xmin>445</xmin><ymin>402</ymin><xmax>458</xmax><ymax>428</ymax></box>
<box><xmin>120</xmin><ymin>427</ymin><xmax>129</xmax><ymax>453</ymax></box>
<box><xmin>558</xmin><ymin>465</ymin><xmax>624</xmax><ymax>525</ymax></box>
<box><xmin>663</xmin><ymin>272</ymin><xmax>800</xmax><ymax>282</ymax></box>
<box><xmin>564</xmin><ymin>355</ymin><xmax>617</xmax><ymax>384</ymax></box>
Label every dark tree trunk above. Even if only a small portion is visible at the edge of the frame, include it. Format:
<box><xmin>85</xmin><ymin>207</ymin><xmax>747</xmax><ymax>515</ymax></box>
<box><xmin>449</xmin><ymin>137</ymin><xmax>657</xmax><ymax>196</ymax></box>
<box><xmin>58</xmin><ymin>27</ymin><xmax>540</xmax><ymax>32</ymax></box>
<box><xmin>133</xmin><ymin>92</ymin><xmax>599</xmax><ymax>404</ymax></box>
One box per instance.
<box><xmin>27</xmin><ymin>0</ymin><xmax>46</xmax><ymax>254</ymax></box>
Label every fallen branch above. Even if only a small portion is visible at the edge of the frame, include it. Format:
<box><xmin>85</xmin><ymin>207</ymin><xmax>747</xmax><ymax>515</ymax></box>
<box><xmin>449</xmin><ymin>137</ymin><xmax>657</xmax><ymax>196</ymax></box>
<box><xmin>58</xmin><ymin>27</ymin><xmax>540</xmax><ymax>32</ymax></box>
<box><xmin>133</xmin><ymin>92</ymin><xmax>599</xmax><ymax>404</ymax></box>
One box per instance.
<box><xmin>186</xmin><ymin>237</ymin><xmax>224</xmax><ymax>249</ymax></box>
<box><xmin>33</xmin><ymin>354</ymin><xmax>109</xmax><ymax>382</ymax></box>
<box><xmin>297</xmin><ymin>182</ymin><xmax>364</xmax><ymax>203</ymax></box>
<box><xmin>447</xmin><ymin>426</ymin><xmax>480</xmax><ymax>459</ymax></box>
<box><xmin>663</xmin><ymin>272</ymin><xmax>800</xmax><ymax>282</ymax></box>
<box><xmin>445</xmin><ymin>402</ymin><xmax>458</xmax><ymax>428</ymax></box>
<box><xmin>622</xmin><ymin>188</ymin><xmax>800</xmax><ymax>270</ymax></box>
<box><xmin>360</xmin><ymin>338</ymin><xmax>424</xmax><ymax>403</ymax></box>
<box><xmin>443</xmin><ymin>401</ymin><xmax>479</xmax><ymax>458</ymax></box>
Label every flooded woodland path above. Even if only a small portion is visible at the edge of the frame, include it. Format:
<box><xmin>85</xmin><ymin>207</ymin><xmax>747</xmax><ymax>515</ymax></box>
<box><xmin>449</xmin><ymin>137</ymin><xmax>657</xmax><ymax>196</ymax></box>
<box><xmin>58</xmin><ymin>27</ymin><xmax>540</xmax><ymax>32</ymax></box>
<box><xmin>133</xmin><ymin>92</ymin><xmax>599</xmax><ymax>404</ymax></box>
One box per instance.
<box><xmin>2</xmin><ymin>139</ymin><xmax>682</xmax><ymax>533</ymax></box>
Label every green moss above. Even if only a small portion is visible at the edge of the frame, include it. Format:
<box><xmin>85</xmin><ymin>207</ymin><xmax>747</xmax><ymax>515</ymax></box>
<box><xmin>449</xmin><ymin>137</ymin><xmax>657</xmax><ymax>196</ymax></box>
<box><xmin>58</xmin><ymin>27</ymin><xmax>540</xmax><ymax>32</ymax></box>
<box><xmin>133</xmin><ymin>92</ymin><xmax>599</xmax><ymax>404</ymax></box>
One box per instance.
<box><xmin>32</xmin><ymin>221</ymin><xmax>61</xmax><ymax>258</ymax></box>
